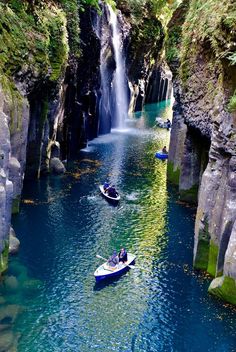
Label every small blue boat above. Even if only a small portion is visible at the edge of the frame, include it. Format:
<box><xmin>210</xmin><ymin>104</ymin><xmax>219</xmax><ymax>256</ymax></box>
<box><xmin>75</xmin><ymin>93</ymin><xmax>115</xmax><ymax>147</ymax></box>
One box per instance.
<box><xmin>99</xmin><ymin>185</ymin><xmax>120</xmax><ymax>203</ymax></box>
<box><xmin>94</xmin><ymin>253</ymin><xmax>136</xmax><ymax>282</ymax></box>
<box><xmin>155</xmin><ymin>151</ymin><xmax>168</xmax><ymax>160</ymax></box>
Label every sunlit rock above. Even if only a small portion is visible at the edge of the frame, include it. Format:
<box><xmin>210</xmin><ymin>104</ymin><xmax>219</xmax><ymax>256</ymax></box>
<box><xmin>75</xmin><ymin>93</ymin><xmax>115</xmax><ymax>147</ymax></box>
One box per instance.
<box><xmin>9</xmin><ymin>227</ymin><xmax>20</xmax><ymax>255</ymax></box>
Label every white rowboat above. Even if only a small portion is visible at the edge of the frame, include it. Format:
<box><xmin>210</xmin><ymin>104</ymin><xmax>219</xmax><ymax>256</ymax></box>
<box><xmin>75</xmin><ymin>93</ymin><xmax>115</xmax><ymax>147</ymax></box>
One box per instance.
<box><xmin>94</xmin><ymin>253</ymin><xmax>136</xmax><ymax>282</ymax></box>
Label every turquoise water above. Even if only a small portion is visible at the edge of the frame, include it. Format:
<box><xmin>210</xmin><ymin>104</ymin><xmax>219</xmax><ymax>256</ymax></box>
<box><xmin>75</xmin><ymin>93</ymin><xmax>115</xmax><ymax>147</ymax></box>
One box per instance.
<box><xmin>1</xmin><ymin>101</ymin><xmax>236</xmax><ymax>351</ymax></box>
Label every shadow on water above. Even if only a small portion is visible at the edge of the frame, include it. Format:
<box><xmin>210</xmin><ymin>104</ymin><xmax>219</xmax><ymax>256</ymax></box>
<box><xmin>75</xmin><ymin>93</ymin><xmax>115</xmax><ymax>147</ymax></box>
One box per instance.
<box><xmin>93</xmin><ymin>274</ymin><xmax>128</xmax><ymax>291</ymax></box>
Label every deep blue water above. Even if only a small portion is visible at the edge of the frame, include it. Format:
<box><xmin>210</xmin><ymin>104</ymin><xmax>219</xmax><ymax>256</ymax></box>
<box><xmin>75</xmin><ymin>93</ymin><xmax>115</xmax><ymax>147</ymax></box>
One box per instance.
<box><xmin>1</xmin><ymin>101</ymin><xmax>236</xmax><ymax>351</ymax></box>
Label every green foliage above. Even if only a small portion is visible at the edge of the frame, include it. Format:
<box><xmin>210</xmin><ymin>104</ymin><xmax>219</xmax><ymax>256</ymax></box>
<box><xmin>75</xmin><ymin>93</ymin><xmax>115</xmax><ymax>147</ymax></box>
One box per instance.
<box><xmin>57</xmin><ymin>0</ymin><xmax>80</xmax><ymax>56</ymax></box>
<box><xmin>165</xmin><ymin>1</ymin><xmax>190</xmax><ymax>67</ymax></box>
<box><xmin>166</xmin><ymin>0</ymin><xmax>236</xmax><ymax>89</ymax></box>
<box><xmin>0</xmin><ymin>1</ymin><xmax>69</xmax><ymax>83</ymax></box>
<box><xmin>165</xmin><ymin>25</ymin><xmax>181</xmax><ymax>62</ymax></box>
<box><xmin>118</xmin><ymin>0</ymin><xmax>180</xmax><ymax>25</ymax></box>
<box><xmin>228</xmin><ymin>91</ymin><xmax>236</xmax><ymax>113</ymax></box>
<box><xmin>181</xmin><ymin>0</ymin><xmax>236</xmax><ymax>66</ymax></box>
<box><xmin>0</xmin><ymin>241</ymin><xmax>9</xmax><ymax>274</ymax></box>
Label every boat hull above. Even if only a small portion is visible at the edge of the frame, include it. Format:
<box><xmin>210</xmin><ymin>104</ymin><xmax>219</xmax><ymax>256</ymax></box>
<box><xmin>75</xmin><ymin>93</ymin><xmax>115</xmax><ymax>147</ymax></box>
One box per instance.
<box><xmin>94</xmin><ymin>253</ymin><xmax>136</xmax><ymax>282</ymax></box>
<box><xmin>155</xmin><ymin>152</ymin><xmax>168</xmax><ymax>160</ymax></box>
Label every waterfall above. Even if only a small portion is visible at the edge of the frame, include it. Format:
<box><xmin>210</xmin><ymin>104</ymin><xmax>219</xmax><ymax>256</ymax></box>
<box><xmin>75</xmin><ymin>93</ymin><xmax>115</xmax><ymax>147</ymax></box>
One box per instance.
<box><xmin>96</xmin><ymin>4</ymin><xmax>129</xmax><ymax>133</ymax></box>
<box><xmin>108</xmin><ymin>5</ymin><xmax>129</xmax><ymax>129</ymax></box>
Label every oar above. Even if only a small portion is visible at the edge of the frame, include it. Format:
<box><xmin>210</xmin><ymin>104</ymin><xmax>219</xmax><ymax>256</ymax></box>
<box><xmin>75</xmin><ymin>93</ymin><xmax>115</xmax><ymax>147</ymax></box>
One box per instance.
<box><xmin>96</xmin><ymin>255</ymin><xmax>151</xmax><ymax>272</ymax></box>
<box><xmin>96</xmin><ymin>254</ymin><xmax>109</xmax><ymax>261</ymax></box>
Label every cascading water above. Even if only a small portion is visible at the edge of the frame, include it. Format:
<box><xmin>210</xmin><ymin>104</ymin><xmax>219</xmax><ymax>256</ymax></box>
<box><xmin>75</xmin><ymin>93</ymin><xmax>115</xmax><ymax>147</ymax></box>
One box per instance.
<box><xmin>97</xmin><ymin>4</ymin><xmax>129</xmax><ymax>133</ymax></box>
<box><xmin>108</xmin><ymin>5</ymin><xmax>129</xmax><ymax>129</ymax></box>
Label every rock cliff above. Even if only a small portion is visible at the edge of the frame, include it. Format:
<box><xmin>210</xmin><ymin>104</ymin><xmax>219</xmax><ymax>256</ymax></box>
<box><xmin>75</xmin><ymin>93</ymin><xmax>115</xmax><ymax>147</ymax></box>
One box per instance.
<box><xmin>167</xmin><ymin>0</ymin><xmax>236</xmax><ymax>304</ymax></box>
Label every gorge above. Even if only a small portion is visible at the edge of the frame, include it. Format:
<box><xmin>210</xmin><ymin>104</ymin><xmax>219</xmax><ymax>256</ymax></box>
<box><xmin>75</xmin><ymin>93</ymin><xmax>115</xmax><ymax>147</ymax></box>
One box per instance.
<box><xmin>0</xmin><ymin>0</ymin><xmax>236</xmax><ymax>350</ymax></box>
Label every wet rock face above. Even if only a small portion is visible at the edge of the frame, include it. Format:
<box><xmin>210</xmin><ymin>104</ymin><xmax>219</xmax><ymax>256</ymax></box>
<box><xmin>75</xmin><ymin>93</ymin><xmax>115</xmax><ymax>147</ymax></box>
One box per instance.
<box><xmin>0</xmin><ymin>87</ymin><xmax>13</xmax><ymax>272</ymax></box>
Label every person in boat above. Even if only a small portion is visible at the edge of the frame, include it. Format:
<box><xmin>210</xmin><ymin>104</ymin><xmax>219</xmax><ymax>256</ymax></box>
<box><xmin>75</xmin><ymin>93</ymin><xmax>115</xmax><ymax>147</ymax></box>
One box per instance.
<box><xmin>162</xmin><ymin>146</ymin><xmax>168</xmax><ymax>154</ymax></box>
<box><xmin>166</xmin><ymin>119</ymin><xmax>171</xmax><ymax>130</ymax></box>
<box><xmin>103</xmin><ymin>181</ymin><xmax>110</xmax><ymax>192</ymax></box>
<box><xmin>107</xmin><ymin>250</ymin><xmax>119</xmax><ymax>268</ymax></box>
<box><xmin>107</xmin><ymin>185</ymin><xmax>117</xmax><ymax>198</ymax></box>
<box><xmin>118</xmin><ymin>248</ymin><xmax>128</xmax><ymax>263</ymax></box>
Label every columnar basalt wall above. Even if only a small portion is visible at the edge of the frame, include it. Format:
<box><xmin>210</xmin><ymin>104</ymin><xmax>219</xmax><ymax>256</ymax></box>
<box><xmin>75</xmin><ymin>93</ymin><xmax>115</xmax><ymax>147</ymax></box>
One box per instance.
<box><xmin>25</xmin><ymin>81</ymin><xmax>68</xmax><ymax>178</ymax></box>
<box><xmin>167</xmin><ymin>0</ymin><xmax>236</xmax><ymax>305</ymax></box>
<box><xmin>0</xmin><ymin>87</ymin><xmax>13</xmax><ymax>273</ymax></box>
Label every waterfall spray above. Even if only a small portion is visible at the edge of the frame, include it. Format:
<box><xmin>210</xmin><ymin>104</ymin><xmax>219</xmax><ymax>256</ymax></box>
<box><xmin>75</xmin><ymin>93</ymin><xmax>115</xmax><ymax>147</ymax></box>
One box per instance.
<box><xmin>108</xmin><ymin>5</ymin><xmax>129</xmax><ymax>129</ymax></box>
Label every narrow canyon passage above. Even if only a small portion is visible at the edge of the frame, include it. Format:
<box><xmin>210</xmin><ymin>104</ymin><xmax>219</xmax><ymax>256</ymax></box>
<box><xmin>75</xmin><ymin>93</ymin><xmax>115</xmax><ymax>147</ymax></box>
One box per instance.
<box><xmin>1</xmin><ymin>102</ymin><xmax>235</xmax><ymax>352</ymax></box>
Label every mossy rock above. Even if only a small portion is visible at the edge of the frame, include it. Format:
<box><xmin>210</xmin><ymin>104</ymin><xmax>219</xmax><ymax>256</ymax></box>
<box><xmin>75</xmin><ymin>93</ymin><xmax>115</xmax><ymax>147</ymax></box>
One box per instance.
<box><xmin>167</xmin><ymin>161</ymin><xmax>180</xmax><ymax>185</ymax></box>
<box><xmin>179</xmin><ymin>184</ymin><xmax>198</xmax><ymax>204</ymax></box>
<box><xmin>208</xmin><ymin>276</ymin><xmax>236</xmax><ymax>306</ymax></box>
<box><xmin>0</xmin><ymin>243</ymin><xmax>9</xmax><ymax>274</ymax></box>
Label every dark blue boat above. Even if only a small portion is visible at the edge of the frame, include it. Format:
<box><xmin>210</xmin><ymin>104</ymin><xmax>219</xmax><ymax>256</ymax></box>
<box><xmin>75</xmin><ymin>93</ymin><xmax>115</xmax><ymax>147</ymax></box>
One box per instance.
<box><xmin>99</xmin><ymin>185</ymin><xmax>120</xmax><ymax>203</ymax></box>
<box><xmin>94</xmin><ymin>253</ymin><xmax>136</xmax><ymax>282</ymax></box>
<box><xmin>155</xmin><ymin>151</ymin><xmax>168</xmax><ymax>160</ymax></box>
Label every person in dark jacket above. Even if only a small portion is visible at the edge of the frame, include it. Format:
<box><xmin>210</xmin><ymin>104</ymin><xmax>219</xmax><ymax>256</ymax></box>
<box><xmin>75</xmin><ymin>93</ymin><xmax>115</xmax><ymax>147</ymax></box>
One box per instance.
<box><xmin>162</xmin><ymin>146</ymin><xmax>168</xmax><ymax>154</ymax></box>
<box><xmin>108</xmin><ymin>250</ymin><xmax>119</xmax><ymax>267</ymax></box>
<box><xmin>166</xmin><ymin>119</ymin><xmax>171</xmax><ymax>130</ymax></box>
<box><xmin>103</xmin><ymin>181</ymin><xmax>110</xmax><ymax>192</ymax></box>
<box><xmin>118</xmin><ymin>248</ymin><xmax>128</xmax><ymax>263</ymax></box>
<box><xmin>107</xmin><ymin>186</ymin><xmax>117</xmax><ymax>198</ymax></box>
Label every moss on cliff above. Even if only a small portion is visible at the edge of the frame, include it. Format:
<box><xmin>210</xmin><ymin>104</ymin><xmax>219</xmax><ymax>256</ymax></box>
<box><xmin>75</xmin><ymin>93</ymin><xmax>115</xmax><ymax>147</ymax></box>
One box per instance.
<box><xmin>228</xmin><ymin>90</ymin><xmax>236</xmax><ymax>113</ymax></box>
<box><xmin>179</xmin><ymin>184</ymin><xmax>198</xmax><ymax>204</ymax></box>
<box><xmin>0</xmin><ymin>242</ymin><xmax>9</xmax><ymax>274</ymax></box>
<box><xmin>167</xmin><ymin>161</ymin><xmax>180</xmax><ymax>185</ymax></box>
<box><xmin>165</xmin><ymin>0</ymin><xmax>189</xmax><ymax>68</ymax></box>
<box><xmin>179</xmin><ymin>0</ymin><xmax>236</xmax><ymax>85</ymax></box>
<box><xmin>207</xmin><ymin>240</ymin><xmax>219</xmax><ymax>277</ymax></box>
<box><xmin>56</xmin><ymin>0</ymin><xmax>80</xmax><ymax>57</ymax></box>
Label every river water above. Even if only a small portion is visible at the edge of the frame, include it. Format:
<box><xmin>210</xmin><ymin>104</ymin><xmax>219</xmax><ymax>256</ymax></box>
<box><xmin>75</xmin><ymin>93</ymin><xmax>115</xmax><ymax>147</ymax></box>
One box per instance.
<box><xmin>1</xmin><ymin>101</ymin><xmax>236</xmax><ymax>351</ymax></box>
